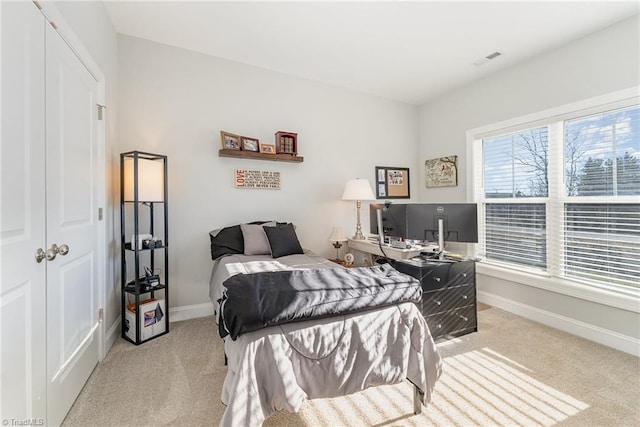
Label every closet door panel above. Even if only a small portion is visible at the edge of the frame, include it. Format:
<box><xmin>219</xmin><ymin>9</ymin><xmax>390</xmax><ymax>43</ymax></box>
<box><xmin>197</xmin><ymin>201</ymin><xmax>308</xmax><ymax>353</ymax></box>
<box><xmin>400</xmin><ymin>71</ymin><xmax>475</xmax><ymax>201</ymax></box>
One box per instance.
<box><xmin>0</xmin><ymin>1</ymin><xmax>47</xmax><ymax>422</ymax></box>
<box><xmin>45</xmin><ymin>23</ymin><xmax>100</xmax><ymax>427</ymax></box>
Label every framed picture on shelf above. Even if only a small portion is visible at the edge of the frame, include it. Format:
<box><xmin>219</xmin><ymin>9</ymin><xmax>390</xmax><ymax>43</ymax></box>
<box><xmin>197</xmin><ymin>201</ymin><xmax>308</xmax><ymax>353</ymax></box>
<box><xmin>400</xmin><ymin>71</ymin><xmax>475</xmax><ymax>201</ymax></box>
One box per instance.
<box><xmin>220</xmin><ymin>131</ymin><xmax>241</xmax><ymax>150</ymax></box>
<box><xmin>241</xmin><ymin>136</ymin><xmax>259</xmax><ymax>152</ymax></box>
<box><xmin>375</xmin><ymin>166</ymin><xmax>410</xmax><ymax>199</ymax></box>
<box><xmin>259</xmin><ymin>143</ymin><xmax>276</xmax><ymax>154</ymax></box>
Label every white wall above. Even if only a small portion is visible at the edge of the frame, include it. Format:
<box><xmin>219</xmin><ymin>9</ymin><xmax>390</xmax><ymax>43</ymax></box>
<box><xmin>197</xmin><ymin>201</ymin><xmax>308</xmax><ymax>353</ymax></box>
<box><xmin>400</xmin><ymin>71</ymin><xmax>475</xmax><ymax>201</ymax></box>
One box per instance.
<box><xmin>418</xmin><ymin>15</ymin><xmax>640</xmax><ymax>352</ymax></box>
<box><xmin>52</xmin><ymin>1</ymin><xmax>120</xmax><ymax>348</ymax></box>
<box><xmin>117</xmin><ymin>35</ymin><xmax>420</xmax><ymax>313</ymax></box>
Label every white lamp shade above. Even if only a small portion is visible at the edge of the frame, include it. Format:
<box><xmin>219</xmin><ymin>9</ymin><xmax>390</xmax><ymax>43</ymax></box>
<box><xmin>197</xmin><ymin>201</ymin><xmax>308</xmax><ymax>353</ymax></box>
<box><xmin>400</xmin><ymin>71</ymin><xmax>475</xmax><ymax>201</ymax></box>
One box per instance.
<box><xmin>341</xmin><ymin>178</ymin><xmax>375</xmax><ymax>201</ymax></box>
<box><xmin>328</xmin><ymin>226</ymin><xmax>348</xmax><ymax>242</ymax></box>
<box><xmin>123</xmin><ymin>157</ymin><xmax>164</xmax><ymax>202</ymax></box>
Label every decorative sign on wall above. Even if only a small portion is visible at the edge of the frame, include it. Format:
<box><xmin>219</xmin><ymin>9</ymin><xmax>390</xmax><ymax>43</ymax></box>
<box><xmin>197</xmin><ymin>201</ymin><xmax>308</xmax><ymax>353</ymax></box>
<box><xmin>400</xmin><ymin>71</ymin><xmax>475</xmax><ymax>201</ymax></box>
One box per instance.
<box><xmin>235</xmin><ymin>169</ymin><xmax>281</xmax><ymax>190</ymax></box>
<box><xmin>425</xmin><ymin>155</ymin><xmax>458</xmax><ymax>188</ymax></box>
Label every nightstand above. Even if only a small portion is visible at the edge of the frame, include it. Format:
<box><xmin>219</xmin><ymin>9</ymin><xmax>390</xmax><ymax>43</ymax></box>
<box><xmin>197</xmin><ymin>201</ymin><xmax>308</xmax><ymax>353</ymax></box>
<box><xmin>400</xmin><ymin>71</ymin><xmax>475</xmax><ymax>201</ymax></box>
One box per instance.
<box><xmin>329</xmin><ymin>259</ymin><xmax>356</xmax><ymax>268</ymax></box>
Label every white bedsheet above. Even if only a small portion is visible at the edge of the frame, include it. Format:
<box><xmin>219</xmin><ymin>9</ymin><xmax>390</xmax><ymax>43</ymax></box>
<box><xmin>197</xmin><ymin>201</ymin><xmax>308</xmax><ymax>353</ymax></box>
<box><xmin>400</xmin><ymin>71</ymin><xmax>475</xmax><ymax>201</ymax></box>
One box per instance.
<box><xmin>210</xmin><ymin>252</ymin><xmax>442</xmax><ymax>426</ymax></box>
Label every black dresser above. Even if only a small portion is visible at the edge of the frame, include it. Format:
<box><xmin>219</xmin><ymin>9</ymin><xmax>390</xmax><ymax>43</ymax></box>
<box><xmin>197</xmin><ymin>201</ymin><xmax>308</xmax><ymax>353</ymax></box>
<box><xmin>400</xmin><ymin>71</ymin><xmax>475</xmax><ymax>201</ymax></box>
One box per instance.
<box><xmin>393</xmin><ymin>258</ymin><xmax>477</xmax><ymax>340</ymax></box>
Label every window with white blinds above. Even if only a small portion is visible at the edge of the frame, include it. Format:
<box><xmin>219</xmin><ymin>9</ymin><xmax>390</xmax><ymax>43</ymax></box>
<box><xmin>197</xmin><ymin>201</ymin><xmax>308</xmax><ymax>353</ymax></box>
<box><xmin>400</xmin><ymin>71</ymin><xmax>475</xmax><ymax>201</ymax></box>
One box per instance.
<box><xmin>475</xmin><ymin>102</ymin><xmax>640</xmax><ymax>290</ymax></box>
<box><xmin>564</xmin><ymin>204</ymin><xmax>639</xmax><ymax>287</ymax></box>
<box><xmin>562</xmin><ymin>106</ymin><xmax>640</xmax><ymax>288</ymax></box>
<box><xmin>485</xmin><ymin>204</ymin><xmax>546</xmax><ymax>269</ymax></box>
<box><xmin>481</xmin><ymin>127</ymin><xmax>549</xmax><ymax>270</ymax></box>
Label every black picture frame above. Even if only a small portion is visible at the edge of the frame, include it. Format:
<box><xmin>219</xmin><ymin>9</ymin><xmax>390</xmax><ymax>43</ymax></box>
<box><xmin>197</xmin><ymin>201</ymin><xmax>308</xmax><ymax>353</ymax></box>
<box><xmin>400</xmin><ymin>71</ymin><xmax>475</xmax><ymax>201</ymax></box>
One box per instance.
<box><xmin>375</xmin><ymin>166</ymin><xmax>410</xmax><ymax>199</ymax></box>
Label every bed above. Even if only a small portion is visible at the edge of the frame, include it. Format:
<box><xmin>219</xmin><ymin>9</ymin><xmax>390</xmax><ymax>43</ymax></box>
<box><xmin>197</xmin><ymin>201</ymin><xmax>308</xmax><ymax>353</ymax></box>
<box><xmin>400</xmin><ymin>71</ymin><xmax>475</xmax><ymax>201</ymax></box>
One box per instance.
<box><xmin>209</xmin><ymin>222</ymin><xmax>442</xmax><ymax>426</ymax></box>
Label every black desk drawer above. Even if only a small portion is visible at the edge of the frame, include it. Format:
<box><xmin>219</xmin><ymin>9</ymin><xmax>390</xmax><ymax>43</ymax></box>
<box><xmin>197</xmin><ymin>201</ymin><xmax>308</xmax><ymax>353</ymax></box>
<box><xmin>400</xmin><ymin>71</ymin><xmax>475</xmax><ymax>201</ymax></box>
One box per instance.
<box><xmin>422</xmin><ymin>284</ymin><xmax>475</xmax><ymax>315</ymax></box>
<box><xmin>394</xmin><ymin>261</ymin><xmax>451</xmax><ymax>291</ymax></box>
<box><xmin>420</xmin><ymin>264</ymin><xmax>450</xmax><ymax>291</ymax></box>
<box><xmin>425</xmin><ymin>305</ymin><xmax>477</xmax><ymax>339</ymax></box>
<box><xmin>448</xmin><ymin>261</ymin><xmax>475</xmax><ymax>287</ymax></box>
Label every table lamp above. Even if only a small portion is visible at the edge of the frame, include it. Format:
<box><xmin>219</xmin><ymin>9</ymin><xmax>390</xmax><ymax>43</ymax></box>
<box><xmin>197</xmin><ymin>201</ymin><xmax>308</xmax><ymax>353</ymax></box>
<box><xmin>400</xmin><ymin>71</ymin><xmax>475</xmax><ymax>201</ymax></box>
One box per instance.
<box><xmin>342</xmin><ymin>178</ymin><xmax>375</xmax><ymax>240</ymax></box>
<box><xmin>328</xmin><ymin>226</ymin><xmax>348</xmax><ymax>260</ymax></box>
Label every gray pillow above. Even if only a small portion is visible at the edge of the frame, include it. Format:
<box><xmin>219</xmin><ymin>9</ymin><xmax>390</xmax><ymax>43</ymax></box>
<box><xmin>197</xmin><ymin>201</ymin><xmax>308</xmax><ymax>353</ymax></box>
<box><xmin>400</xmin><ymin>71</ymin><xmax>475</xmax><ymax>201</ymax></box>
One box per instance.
<box><xmin>241</xmin><ymin>222</ymin><xmax>276</xmax><ymax>255</ymax></box>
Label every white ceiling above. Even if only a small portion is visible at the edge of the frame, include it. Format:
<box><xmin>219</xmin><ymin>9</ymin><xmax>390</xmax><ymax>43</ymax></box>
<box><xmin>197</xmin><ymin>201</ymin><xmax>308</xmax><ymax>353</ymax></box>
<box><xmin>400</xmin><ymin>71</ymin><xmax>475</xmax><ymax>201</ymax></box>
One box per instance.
<box><xmin>104</xmin><ymin>1</ymin><xmax>639</xmax><ymax>105</ymax></box>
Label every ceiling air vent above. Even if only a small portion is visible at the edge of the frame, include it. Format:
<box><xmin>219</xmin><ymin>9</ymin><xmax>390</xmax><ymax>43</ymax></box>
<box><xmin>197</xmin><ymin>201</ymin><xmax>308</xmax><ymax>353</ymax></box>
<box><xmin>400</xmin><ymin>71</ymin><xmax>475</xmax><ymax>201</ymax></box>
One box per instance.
<box><xmin>473</xmin><ymin>51</ymin><xmax>502</xmax><ymax>67</ymax></box>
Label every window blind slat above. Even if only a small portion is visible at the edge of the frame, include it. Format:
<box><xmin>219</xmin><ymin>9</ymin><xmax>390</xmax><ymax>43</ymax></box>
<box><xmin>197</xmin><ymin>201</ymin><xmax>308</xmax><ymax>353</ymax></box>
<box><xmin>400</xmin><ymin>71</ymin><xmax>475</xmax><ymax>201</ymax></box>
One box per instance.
<box><xmin>483</xmin><ymin>203</ymin><xmax>547</xmax><ymax>269</ymax></box>
<box><xmin>563</xmin><ymin>202</ymin><xmax>640</xmax><ymax>287</ymax></box>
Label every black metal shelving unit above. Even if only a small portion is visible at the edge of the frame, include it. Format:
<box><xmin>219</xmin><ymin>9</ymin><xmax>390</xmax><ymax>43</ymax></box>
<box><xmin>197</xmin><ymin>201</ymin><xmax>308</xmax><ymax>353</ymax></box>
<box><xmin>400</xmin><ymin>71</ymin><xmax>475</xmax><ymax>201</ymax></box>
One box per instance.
<box><xmin>120</xmin><ymin>151</ymin><xmax>169</xmax><ymax>345</ymax></box>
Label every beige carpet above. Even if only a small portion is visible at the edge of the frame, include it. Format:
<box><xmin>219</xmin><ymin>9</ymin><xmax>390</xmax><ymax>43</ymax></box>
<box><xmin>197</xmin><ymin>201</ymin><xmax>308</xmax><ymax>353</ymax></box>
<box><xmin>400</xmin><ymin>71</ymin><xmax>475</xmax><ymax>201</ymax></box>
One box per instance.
<box><xmin>63</xmin><ymin>308</ymin><xmax>640</xmax><ymax>426</ymax></box>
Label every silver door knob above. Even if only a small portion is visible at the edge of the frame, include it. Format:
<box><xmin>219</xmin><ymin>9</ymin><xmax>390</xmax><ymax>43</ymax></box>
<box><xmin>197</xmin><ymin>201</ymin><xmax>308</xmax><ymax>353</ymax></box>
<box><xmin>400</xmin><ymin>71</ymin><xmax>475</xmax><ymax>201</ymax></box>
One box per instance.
<box><xmin>45</xmin><ymin>244</ymin><xmax>59</xmax><ymax>261</ymax></box>
<box><xmin>59</xmin><ymin>244</ymin><xmax>69</xmax><ymax>256</ymax></box>
<box><xmin>35</xmin><ymin>248</ymin><xmax>46</xmax><ymax>263</ymax></box>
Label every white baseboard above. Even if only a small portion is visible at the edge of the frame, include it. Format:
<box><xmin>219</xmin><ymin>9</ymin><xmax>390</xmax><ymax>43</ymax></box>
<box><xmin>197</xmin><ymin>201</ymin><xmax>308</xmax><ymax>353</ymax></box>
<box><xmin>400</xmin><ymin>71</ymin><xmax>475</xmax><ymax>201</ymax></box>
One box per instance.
<box><xmin>478</xmin><ymin>291</ymin><xmax>640</xmax><ymax>357</ymax></box>
<box><xmin>169</xmin><ymin>302</ymin><xmax>215</xmax><ymax>323</ymax></box>
<box><xmin>102</xmin><ymin>317</ymin><xmax>121</xmax><ymax>359</ymax></box>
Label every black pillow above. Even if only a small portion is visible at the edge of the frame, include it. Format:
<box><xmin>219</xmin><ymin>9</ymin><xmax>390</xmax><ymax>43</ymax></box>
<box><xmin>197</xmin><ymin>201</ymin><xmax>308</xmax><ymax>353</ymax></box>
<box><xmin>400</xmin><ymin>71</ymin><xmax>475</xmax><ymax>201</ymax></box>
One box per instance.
<box><xmin>209</xmin><ymin>221</ymin><xmax>271</xmax><ymax>260</ymax></box>
<box><xmin>264</xmin><ymin>223</ymin><xmax>304</xmax><ymax>258</ymax></box>
<box><xmin>209</xmin><ymin>226</ymin><xmax>243</xmax><ymax>260</ymax></box>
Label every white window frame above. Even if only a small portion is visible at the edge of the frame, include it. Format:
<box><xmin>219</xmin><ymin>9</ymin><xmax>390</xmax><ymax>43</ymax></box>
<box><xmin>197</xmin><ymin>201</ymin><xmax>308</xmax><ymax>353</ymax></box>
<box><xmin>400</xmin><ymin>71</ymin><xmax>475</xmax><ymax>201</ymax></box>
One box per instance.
<box><xmin>466</xmin><ymin>87</ymin><xmax>640</xmax><ymax>313</ymax></box>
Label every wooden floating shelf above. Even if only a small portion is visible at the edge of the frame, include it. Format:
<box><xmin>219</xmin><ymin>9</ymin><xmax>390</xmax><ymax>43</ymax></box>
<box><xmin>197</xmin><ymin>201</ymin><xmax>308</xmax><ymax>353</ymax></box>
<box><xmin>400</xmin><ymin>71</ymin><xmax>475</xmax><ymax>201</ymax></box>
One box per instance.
<box><xmin>218</xmin><ymin>149</ymin><xmax>304</xmax><ymax>163</ymax></box>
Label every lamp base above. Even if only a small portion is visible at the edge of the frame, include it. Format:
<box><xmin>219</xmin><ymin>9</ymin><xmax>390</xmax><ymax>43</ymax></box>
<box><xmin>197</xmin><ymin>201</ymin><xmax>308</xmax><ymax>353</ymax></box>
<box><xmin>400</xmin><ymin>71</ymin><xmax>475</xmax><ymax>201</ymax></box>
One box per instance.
<box><xmin>352</xmin><ymin>199</ymin><xmax>366</xmax><ymax>240</ymax></box>
<box><xmin>352</xmin><ymin>231</ymin><xmax>366</xmax><ymax>240</ymax></box>
<box><xmin>332</xmin><ymin>241</ymin><xmax>343</xmax><ymax>260</ymax></box>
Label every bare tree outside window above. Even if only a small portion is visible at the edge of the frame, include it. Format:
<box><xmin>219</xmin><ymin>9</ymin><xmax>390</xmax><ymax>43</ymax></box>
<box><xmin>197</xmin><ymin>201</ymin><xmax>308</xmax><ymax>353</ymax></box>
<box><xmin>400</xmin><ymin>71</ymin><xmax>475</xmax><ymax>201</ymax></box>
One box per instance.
<box><xmin>513</xmin><ymin>129</ymin><xmax>549</xmax><ymax>197</ymax></box>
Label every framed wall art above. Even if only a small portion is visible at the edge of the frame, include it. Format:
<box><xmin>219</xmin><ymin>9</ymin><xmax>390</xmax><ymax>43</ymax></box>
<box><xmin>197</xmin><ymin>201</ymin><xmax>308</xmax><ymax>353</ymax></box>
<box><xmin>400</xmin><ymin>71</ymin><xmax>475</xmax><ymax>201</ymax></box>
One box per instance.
<box><xmin>375</xmin><ymin>166</ymin><xmax>410</xmax><ymax>199</ymax></box>
<box><xmin>235</xmin><ymin>169</ymin><xmax>281</xmax><ymax>190</ymax></box>
<box><xmin>425</xmin><ymin>155</ymin><xmax>458</xmax><ymax>188</ymax></box>
<box><xmin>220</xmin><ymin>131</ymin><xmax>241</xmax><ymax>150</ymax></box>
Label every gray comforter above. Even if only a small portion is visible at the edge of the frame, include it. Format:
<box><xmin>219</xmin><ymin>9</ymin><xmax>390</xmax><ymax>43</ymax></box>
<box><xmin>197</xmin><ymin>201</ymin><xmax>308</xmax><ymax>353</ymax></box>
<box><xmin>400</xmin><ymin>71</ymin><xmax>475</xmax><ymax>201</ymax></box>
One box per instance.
<box><xmin>209</xmin><ymin>252</ymin><xmax>442</xmax><ymax>426</ymax></box>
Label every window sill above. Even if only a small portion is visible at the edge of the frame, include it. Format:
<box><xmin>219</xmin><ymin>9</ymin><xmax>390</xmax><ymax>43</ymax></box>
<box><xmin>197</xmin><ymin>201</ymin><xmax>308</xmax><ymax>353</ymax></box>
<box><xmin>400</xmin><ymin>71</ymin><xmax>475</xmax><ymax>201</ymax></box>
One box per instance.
<box><xmin>476</xmin><ymin>262</ymin><xmax>640</xmax><ymax>314</ymax></box>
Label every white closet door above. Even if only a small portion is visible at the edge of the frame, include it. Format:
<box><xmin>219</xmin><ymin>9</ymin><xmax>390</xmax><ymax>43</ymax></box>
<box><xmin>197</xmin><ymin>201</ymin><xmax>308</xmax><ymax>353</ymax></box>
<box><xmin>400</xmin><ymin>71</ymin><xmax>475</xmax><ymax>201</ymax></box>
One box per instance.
<box><xmin>44</xmin><ymin>24</ymin><xmax>100</xmax><ymax>426</ymax></box>
<box><xmin>0</xmin><ymin>1</ymin><xmax>47</xmax><ymax>422</ymax></box>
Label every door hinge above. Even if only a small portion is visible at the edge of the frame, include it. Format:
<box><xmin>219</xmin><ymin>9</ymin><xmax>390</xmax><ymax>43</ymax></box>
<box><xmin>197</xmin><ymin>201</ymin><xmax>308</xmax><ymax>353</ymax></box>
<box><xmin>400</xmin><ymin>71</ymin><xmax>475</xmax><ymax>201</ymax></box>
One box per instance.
<box><xmin>98</xmin><ymin>308</ymin><xmax>104</xmax><ymax>323</ymax></box>
<box><xmin>98</xmin><ymin>207</ymin><xmax>103</xmax><ymax>221</ymax></box>
<box><xmin>97</xmin><ymin>104</ymin><xmax>106</xmax><ymax>121</ymax></box>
